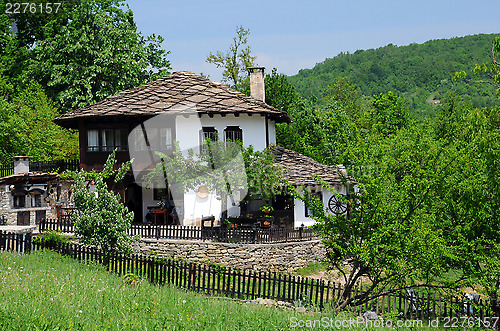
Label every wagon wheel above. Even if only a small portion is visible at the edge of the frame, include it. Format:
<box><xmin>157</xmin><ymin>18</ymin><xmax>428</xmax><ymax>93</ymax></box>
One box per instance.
<box><xmin>328</xmin><ymin>195</ymin><xmax>348</xmax><ymax>214</ymax></box>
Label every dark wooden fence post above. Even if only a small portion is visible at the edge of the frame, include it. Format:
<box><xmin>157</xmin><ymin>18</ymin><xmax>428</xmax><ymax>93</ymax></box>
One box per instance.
<box><xmin>25</xmin><ymin>233</ymin><xmax>32</xmax><ymax>254</ymax></box>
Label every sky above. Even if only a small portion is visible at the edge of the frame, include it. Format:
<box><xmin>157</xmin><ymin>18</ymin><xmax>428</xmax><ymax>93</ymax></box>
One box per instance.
<box><xmin>127</xmin><ymin>0</ymin><xmax>500</xmax><ymax>83</ymax></box>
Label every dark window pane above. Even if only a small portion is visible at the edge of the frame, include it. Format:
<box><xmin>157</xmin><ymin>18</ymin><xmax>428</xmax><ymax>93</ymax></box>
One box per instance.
<box><xmin>87</xmin><ymin>130</ymin><xmax>99</xmax><ymax>152</ymax></box>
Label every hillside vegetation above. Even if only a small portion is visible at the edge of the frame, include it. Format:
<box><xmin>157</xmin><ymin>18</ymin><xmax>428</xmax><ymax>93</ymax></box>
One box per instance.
<box><xmin>0</xmin><ymin>249</ymin><xmax>438</xmax><ymax>330</ymax></box>
<box><xmin>288</xmin><ymin>33</ymin><xmax>499</xmax><ymax>117</ymax></box>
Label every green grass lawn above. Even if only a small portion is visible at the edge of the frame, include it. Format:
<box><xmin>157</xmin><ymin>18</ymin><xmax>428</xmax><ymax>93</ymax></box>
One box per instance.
<box><xmin>0</xmin><ymin>250</ymin><xmax>443</xmax><ymax>330</ymax></box>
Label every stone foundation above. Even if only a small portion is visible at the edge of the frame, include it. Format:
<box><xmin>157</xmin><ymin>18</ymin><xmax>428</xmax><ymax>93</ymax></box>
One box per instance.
<box><xmin>136</xmin><ymin>238</ymin><xmax>326</xmax><ymax>272</ymax></box>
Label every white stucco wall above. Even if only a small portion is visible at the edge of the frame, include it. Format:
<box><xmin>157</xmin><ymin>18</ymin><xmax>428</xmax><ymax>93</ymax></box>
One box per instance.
<box><xmin>141</xmin><ymin>187</ymin><xmax>155</xmax><ymax>222</ymax></box>
<box><xmin>293</xmin><ymin>185</ymin><xmax>349</xmax><ymax>228</ymax></box>
<box><xmin>183</xmin><ymin>189</ymin><xmax>221</xmax><ymax>226</ymax></box>
<box><xmin>172</xmin><ymin>113</ymin><xmax>273</xmax><ymax>224</ymax></box>
<box><xmin>175</xmin><ymin>113</ymin><xmax>274</xmax><ymax>152</ymax></box>
<box><xmin>268</xmin><ymin>119</ymin><xmax>277</xmax><ymax>145</ymax></box>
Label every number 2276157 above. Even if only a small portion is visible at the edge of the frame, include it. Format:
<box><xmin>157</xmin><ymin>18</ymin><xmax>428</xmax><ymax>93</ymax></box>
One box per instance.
<box><xmin>5</xmin><ymin>3</ymin><xmax>62</xmax><ymax>14</ymax></box>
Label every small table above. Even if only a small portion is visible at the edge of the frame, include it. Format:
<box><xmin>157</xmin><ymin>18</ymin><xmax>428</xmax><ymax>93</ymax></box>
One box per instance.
<box><xmin>153</xmin><ymin>209</ymin><xmax>167</xmax><ymax>225</ymax></box>
<box><xmin>147</xmin><ymin>207</ymin><xmax>169</xmax><ymax>225</ymax></box>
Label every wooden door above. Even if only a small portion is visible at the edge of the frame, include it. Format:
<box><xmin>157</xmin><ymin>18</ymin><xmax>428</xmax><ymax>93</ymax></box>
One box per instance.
<box><xmin>17</xmin><ymin>211</ymin><xmax>30</xmax><ymax>226</ymax></box>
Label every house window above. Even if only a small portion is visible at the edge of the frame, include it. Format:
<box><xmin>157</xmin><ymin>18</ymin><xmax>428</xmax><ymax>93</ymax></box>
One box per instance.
<box><xmin>13</xmin><ymin>195</ymin><xmax>25</xmax><ymax>209</ymax></box>
<box><xmin>200</xmin><ymin>127</ymin><xmax>218</xmax><ymax>153</ymax></box>
<box><xmin>31</xmin><ymin>194</ymin><xmax>42</xmax><ymax>207</ymax></box>
<box><xmin>102</xmin><ymin>129</ymin><xmax>128</xmax><ymax>152</ymax></box>
<box><xmin>153</xmin><ymin>188</ymin><xmax>168</xmax><ymax>201</ymax></box>
<box><xmin>87</xmin><ymin>129</ymin><xmax>128</xmax><ymax>152</ymax></box>
<box><xmin>305</xmin><ymin>191</ymin><xmax>322</xmax><ymax>217</ymax></box>
<box><xmin>131</xmin><ymin>127</ymin><xmax>173</xmax><ymax>151</ymax></box>
<box><xmin>160</xmin><ymin>128</ymin><xmax>173</xmax><ymax>150</ymax></box>
<box><xmin>87</xmin><ymin>130</ymin><xmax>99</xmax><ymax>152</ymax></box>
<box><xmin>224</xmin><ymin>126</ymin><xmax>243</xmax><ymax>143</ymax></box>
<box><xmin>102</xmin><ymin>129</ymin><xmax>115</xmax><ymax>152</ymax></box>
<box><xmin>132</xmin><ymin>127</ymin><xmax>148</xmax><ymax>151</ymax></box>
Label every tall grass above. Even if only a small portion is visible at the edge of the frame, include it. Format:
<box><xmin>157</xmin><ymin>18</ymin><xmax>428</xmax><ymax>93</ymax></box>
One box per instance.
<box><xmin>0</xmin><ymin>250</ymin><xmax>439</xmax><ymax>330</ymax></box>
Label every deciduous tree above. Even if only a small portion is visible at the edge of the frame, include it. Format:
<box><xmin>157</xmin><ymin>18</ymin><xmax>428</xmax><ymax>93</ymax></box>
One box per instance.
<box><xmin>454</xmin><ymin>36</ymin><xmax>500</xmax><ymax>97</ymax></box>
<box><xmin>25</xmin><ymin>0</ymin><xmax>171</xmax><ymax>112</ymax></box>
<box><xmin>71</xmin><ymin>151</ymin><xmax>136</xmax><ymax>255</ymax></box>
<box><xmin>206</xmin><ymin>25</ymin><xmax>256</xmax><ymax>91</ymax></box>
<box><xmin>297</xmin><ymin>125</ymin><xmax>462</xmax><ymax>312</ymax></box>
<box><xmin>0</xmin><ymin>82</ymin><xmax>78</xmax><ymax>163</ymax></box>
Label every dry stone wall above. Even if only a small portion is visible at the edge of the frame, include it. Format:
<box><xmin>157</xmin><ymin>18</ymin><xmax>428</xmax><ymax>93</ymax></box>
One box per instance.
<box><xmin>135</xmin><ymin>238</ymin><xmax>326</xmax><ymax>272</ymax></box>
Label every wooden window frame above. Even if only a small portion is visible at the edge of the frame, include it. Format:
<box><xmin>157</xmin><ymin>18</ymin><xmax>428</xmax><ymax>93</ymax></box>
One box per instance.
<box><xmin>224</xmin><ymin>126</ymin><xmax>243</xmax><ymax>144</ymax></box>
<box><xmin>199</xmin><ymin>127</ymin><xmax>218</xmax><ymax>153</ymax></box>
<box><xmin>305</xmin><ymin>191</ymin><xmax>322</xmax><ymax>217</ymax></box>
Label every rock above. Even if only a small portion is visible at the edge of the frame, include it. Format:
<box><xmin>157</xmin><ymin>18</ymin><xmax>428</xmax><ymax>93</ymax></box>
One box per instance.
<box><xmin>296</xmin><ymin>306</ymin><xmax>307</xmax><ymax>313</ymax></box>
<box><xmin>277</xmin><ymin>300</ymin><xmax>293</xmax><ymax>308</ymax></box>
<box><xmin>363</xmin><ymin>311</ymin><xmax>378</xmax><ymax>320</ymax></box>
<box><xmin>256</xmin><ymin>298</ymin><xmax>277</xmax><ymax>306</ymax></box>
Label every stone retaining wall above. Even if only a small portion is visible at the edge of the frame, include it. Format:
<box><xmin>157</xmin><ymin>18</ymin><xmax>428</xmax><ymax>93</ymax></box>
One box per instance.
<box><xmin>135</xmin><ymin>238</ymin><xmax>326</xmax><ymax>272</ymax></box>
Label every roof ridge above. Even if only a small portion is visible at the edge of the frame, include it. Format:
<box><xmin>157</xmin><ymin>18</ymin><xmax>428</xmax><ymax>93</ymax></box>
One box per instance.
<box><xmin>53</xmin><ymin>71</ymin><xmax>291</xmax><ymax>129</ymax></box>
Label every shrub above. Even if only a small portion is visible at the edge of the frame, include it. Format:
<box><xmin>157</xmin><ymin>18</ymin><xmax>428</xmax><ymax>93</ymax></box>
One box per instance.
<box><xmin>33</xmin><ymin>230</ymin><xmax>71</xmax><ymax>247</ymax></box>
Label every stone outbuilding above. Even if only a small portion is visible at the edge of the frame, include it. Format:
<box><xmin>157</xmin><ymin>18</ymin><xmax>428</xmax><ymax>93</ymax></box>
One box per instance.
<box><xmin>0</xmin><ymin>157</ymin><xmax>73</xmax><ymax>226</ymax></box>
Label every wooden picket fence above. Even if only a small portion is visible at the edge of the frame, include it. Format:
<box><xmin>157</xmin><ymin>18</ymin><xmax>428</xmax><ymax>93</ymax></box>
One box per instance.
<box><xmin>0</xmin><ymin>164</ymin><xmax>14</xmax><ymax>177</ymax></box>
<box><xmin>39</xmin><ymin>219</ymin><xmax>317</xmax><ymax>244</ymax></box>
<box><xmin>29</xmin><ymin>159</ymin><xmax>80</xmax><ymax>173</ymax></box>
<box><xmin>0</xmin><ymin>159</ymin><xmax>79</xmax><ymax>177</ymax></box>
<box><xmin>1</xmin><ymin>230</ymin><xmax>499</xmax><ymax>325</ymax></box>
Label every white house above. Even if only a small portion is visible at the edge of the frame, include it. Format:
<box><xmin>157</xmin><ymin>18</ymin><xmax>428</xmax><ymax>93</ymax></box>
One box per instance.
<box><xmin>53</xmin><ymin>68</ymin><xmax>353</xmax><ymax>228</ymax></box>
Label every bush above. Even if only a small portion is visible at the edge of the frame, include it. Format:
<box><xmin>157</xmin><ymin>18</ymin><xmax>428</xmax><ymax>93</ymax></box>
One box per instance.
<box><xmin>33</xmin><ymin>230</ymin><xmax>71</xmax><ymax>247</ymax></box>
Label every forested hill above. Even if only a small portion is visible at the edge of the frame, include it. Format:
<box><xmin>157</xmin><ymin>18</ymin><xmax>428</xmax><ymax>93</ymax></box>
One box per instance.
<box><xmin>288</xmin><ymin>33</ymin><xmax>499</xmax><ymax>117</ymax></box>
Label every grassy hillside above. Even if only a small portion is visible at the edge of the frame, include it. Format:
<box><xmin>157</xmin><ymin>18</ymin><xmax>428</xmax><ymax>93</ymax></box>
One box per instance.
<box><xmin>0</xmin><ymin>250</ymin><xmax>303</xmax><ymax>330</ymax></box>
<box><xmin>0</xmin><ymin>250</ymin><xmax>442</xmax><ymax>330</ymax></box>
<box><xmin>288</xmin><ymin>33</ymin><xmax>499</xmax><ymax>117</ymax></box>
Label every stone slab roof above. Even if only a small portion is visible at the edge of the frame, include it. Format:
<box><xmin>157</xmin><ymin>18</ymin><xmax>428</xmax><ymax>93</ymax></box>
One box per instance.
<box><xmin>0</xmin><ymin>172</ymin><xmax>60</xmax><ymax>186</ymax></box>
<box><xmin>273</xmin><ymin>146</ymin><xmax>355</xmax><ymax>187</ymax></box>
<box><xmin>54</xmin><ymin>71</ymin><xmax>291</xmax><ymax>129</ymax></box>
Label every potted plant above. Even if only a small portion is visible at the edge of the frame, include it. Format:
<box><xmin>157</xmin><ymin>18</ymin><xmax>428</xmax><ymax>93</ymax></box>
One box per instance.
<box><xmin>260</xmin><ymin>205</ymin><xmax>274</xmax><ymax>215</ymax></box>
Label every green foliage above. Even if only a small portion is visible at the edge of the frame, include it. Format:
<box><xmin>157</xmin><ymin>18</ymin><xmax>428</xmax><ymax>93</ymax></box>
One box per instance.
<box><xmin>432</xmin><ymin>102</ymin><xmax>500</xmax><ymax>304</ymax></box>
<box><xmin>7</xmin><ymin>0</ymin><xmax>79</xmax><ymax>49</ymax></box>
<box><xmin>454</xmin><ymin>36</ymin><xmax>500</xmax><ymax>97</ymax></box>
<box><xmin>70</xmin><ymin>151</ymin><xmax>136</xmax><ymax>255</ymax></box>
<box><xmin>325</xmin><ymin>77</ymin><xmax>364</xmax><ymax>124</ymax></box>
<box><xmin>276</xmin><ymin>99</ymin><xmax>330</xmax><ymax>163</ymax></box>
<box><xmin>206</xmin><ymin>25</ymin><xmax>256</xmax><ymax>91</ymax></box>
<box><xmin>259</xmin><ymin>205</ymin><xmax>273</xmax><ymax>214</ymax></box>
<box><xmin>369</xmin><ymin>91</ymin><xmax>411</xmax><ymax>136</ymax></box>
<box><xmin>0</xmin><ymin>0</ymin><xmax>166</xmax><ymax>162</ymax></box>
<box><xmin>289</xmin><ymin>34</ymin><xmax>499</xmax><ymax>118</ymax></box>
<box><xmin>2</xmin><ymin>250</ymin><xmax>388</xmax><ymax>330</ymax></box>
<box><xmin>0</xmin><ymin>81</ymin><xmax>78</xmax><ymax>163</ymax></box>
<box><xmin>33</xmin><ymin>230</ymin><xmax>71</xmax><ymax>246</ymax></box>
<box><xmin>242</xmin><ymin>145</ymin><xmax>288</xmax><ymax>200</ymax></box>
<box><xmin>277</xmin><ymin>77</ymin><xmax>362</xmax><ymax>166</ymax></box>
<box><xmin>0</xmin><ymin>2</ymin><xmax>16</xmax><ymax>99</ymax></box>
<box><xmin>293</xmin><ymin>124</ymin><xmax>467</xmax><ymax>311</ymax></box>
<box><xmin>264</xmin><ymin>68</ymin><xmax>301</xmax><ymax>112</ymax></box>
<box><xmin>23</xmin><ymin>0</ymin><xmax>171</xmax><ymax>112</ymax></box>
<box><xmin>144</xmin><ymin>141</ymin><xmax>287</xmax><ymax>203</ymax></box>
